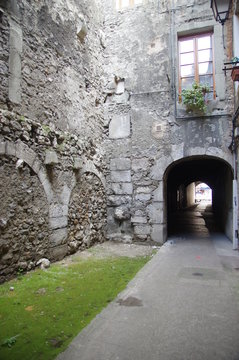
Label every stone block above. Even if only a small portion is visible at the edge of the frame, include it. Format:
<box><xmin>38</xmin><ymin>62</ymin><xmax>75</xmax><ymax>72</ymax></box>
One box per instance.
<box><xmin>147</xmin><ymin>202</ymin><xmax>164</xmax><ymax>224</ymax></box>
<box><xmin>132</xmin><ymin>158</ymin><xmax>149</xmax><ymax>172</ymax></box>
<box><xmin>111</xmin><ymin>183</ymin><xmax>133</xmax><ymax>195</ymax></box>
<box><xmin>16</xmin><ymin>141</ymin><xmax>37</xmax><ymax>168</ymax></box>
<box><xmin>9</xmin><ymin>20</ymin><xmax>23</xmax><ymax>52</ymax></box>
<box><xmin>38</xmin><ymin>169</ymin><xmax>53</xmax><ymax>202</ymax></box>
<box><xmin>134</xmin><ymin>225</ymin><xmax>151</xmax><ymax>236</ymax></box>
<box><xmin>111</xmin><ymin>170</ymin><xmax>131</xmax><ymax>182</ymax></box>
<box><xmin>31</xmin><ymin>158</ymin><xmax>42</xmax><ymax>174</ymax></box>
<box><xmin>110</xmin><ymin>158</ymin><xmax>131</xmax><ymax>170</ymax></box>
<box><xmin>114</xmin><ymin>206</ymin><xmax>130</xmax><ymax>220</ymax></box>
<box><xmin>49</xmin><ymin>204</ymin><xmax>68</xmax><ymax>218</ymax></box>
<box><xmin>5</xmin><ymin>141</ymin><xmax>16</xmax><ymax>156</ymax></box>
<box><xmin>108</xmin><ymin>195</ymin><xmax>132</xmax><ymax>207</ymax></box>
<box><xmin>0</xmin><ymin>142</ymin><xmax>6</xmax><ymax>155</ymax></box>
<box><xmin>8</xmin><ymin>74</ymin><xmax>21</xmax><ymax>104</ymax></box>
<box><xmin>131</xmin><ymin>216</ymin><xmax>147</xmax><ymax>224</ymax></box>
<box><xmin>151</xmin><ymin>224</ymin><xmax>166</xmax><ymax>244</ymax></box>
<box><xmin>9</xmin><ymin>49</ymin><xmax>21</xmax><ymax>75</ymax></box>
<box><xmin>151</xmin><ymin>157</ymin><xmax>172</xmax><ymax>181</ymax></box>
<box><xmin>109</xmin><ymin>114</ymin><xmax>130</xmax><ymax>139</ymax></box>
<box><xmin>49</xmin><ymin>228</ymin><xmax>68</xmax><ymax>247</ymax></box>
<box><xmin>135</xmin><ymin>193</ymin><xmax>151</xmax><ymax>202</ymax></box>
<box><xmin>49</xmin><ymin>216</ymin><xmax>68</xmax><ymax>230</ymax></box>
<box><xmin>135</xmin><ymin>186</ymin><xmax>153</xmax><ymax>194</ymax></box>
<box><xmin>153</xmin><ymin>182</ymin><xmax>163</xmax><ymax>202</ymax></box>
<box><xmin>171</xmin><ymin>143</ymin><xmax>184</xmax><ymax>162</ymax></box>
<box><xmin>49</xmin><ymin>244</ymin><xmax>68</xmax><ymax>261</ymax></box>
<box><xmin>44</xmin><ymin>150</ymin><xmax>59</xmax><ymax>166</ymax></box>
<box><xmin>60</xmin><ymin>184</ymin><xmax>71</xmax><ymax>205</ymax></box>
<box><xmin>115</xmin><ymin>80</ymin><xmax>125</xmax><ymax>95</ymax></box>
<box><xmin>9</xmin><ymin>20</ymin><xmax>22</xmax><ymax>104</ymax></box>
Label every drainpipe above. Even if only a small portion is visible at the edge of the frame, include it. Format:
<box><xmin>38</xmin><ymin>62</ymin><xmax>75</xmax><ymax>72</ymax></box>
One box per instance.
<box><xmin>169</xmin><ymin>0</ymin><xmax>177</xmax><ymax>117</ymax></box>
<box><xmin>232</xmin><ymin>106</ymin><xmax>239</xmax><ymax>249</ymax></box>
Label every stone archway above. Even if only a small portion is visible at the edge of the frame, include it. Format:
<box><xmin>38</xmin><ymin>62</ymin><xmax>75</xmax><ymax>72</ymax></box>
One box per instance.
<box><xmin>164</xmin><ymin>155</ymin><xmax>233</xmax><ymax>240</ymax></box>
<box><xmin>0</xmin><ymin>140</ymin><xmax>53</xmax><ymax>202</ymax></box>
<box><xmin>0</xmin><ymin>140</ymin><xmax>56</xmax><ymax>282</ymax></box>
<box><xmin>0</xmin><ymin>154</ymin><xmax>50</xmax><ymax>282</ymax></box>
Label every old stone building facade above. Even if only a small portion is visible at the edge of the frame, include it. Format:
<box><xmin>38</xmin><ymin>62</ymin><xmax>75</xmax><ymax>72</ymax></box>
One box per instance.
<box><xmin>104</xmin><ymin>0</ymin><xmax>234</xmax><ymax>244</ymax></box>
<box><xmin>0</xmin><ymin>0</ymin><xmax>237</xmax><ymax>281</ymax></box>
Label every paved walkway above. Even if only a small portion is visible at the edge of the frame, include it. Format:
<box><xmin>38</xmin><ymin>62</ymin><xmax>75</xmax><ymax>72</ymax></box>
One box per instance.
<box><xmin>57</xmin><ymin>203</ymin><xmax>239</xmax><ymax>360</ymax></box>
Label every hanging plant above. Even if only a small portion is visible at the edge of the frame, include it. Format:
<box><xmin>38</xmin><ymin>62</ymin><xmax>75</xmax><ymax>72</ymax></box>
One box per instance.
<box><xmin>231</xmin><ymin>56</ymin><xmax>239</xmax><ymax>82</ymax></box>
<box><xmin>181</xmin><ymin>82</ymin><xmax>210</xmax><ymax>114</ymax></box>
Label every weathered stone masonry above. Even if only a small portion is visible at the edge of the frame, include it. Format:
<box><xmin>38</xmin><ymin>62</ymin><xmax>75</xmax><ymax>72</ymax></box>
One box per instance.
<box><xmin>103</xmin><ymin>0</ymin><xmax>234</xmax><ymax>243</ymax></box>
<box><xmin>0</xmin><ymin>109</ymin><xmax>107</xmax><ymax>282</ymax></box>
<box><xmin>0</xmin><ymin>0</ymin><xmax>107</xmax><ymax>282</ymax></box>
<box><xmin>0</xmin><ymin>0</ymin><xmax>237</xmax><ymax>281</ymax></box>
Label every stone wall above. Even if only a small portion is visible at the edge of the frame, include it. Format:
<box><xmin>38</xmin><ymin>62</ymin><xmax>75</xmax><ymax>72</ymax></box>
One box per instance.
<box><xmin>103</xmin><ymin>0</ymin><xmax>233</xmax><ymax>244</ymax></box>
<box><xmin>0</xmin><ymin>108</ymin><xmax>107</xmax><ymax>281</ymax></box>
<box><xmin>68</xmin><ymin>173</ymin><xmax>107</xmax><ymax>253</ymax></box>
<box><xmin>0</xmin><ymin>0</ymin><xmax>236</xmax><ymax>280</ymax></box>
<box><xmin>0</xmin><ymin>155</ymin><xmax>49</xmax><ymax>283</ymax></box>
<box><xmin>0</xmin><ymin>7</ymin><xmax>9</xmax><ymax>104</ymax></box>
<box><xmin>0</xmin><ymin>0</ymin><xmax>105</xmax><ymax>140</ymax></box>
<box><xmin>0</xmin><ymin>0</ymin><xmax>107</xmax><ymax>281</ymax></box>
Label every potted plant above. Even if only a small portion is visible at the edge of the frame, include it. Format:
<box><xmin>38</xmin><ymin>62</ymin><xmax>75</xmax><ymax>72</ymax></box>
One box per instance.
<box><xmin>231</xmin><ymin>56</ymin><xmax>239</xmax><ymax>82</ymax></box>
<box><xmin>181</xmin><ymin>82</ymin><xmax>210</xmax><ymax>114</ymax></box>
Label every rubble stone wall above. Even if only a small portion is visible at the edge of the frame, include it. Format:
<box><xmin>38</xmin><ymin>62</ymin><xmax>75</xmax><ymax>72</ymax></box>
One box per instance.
<box><xmin>68</xmin><ymin>173</ymin><xmax>107</xmax><ymax>254</ymax></box>
<box><xmin>0</xmin><ymin>156</ymin><xmax>49</xmax><ymax>283</ymax></box>
<box><xmin>0</xmin><ymin>0</ymin><xmax>105</xmax><ymax>140</ymax></box>
<box><xmin>0</xmin><ymin>108</ymin><xmax>107</xmax><ymax>281</ymax></box>
<box><xmin>0</xmin><ymin>0</ymin><xmax>107</xmax><ymax>281</ymax></box>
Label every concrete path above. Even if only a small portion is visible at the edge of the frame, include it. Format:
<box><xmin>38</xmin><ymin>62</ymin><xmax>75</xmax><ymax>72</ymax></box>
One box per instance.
<box><xmin>57</xmin><ymin>204</ymin><xmax>239</xmax><ymax>360</ymax></box>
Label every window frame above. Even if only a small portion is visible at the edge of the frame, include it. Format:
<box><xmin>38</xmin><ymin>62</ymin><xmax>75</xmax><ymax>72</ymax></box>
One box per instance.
<box><xmin>178</xmin><ymin>32</ymin><xmax>216</xmax><ymax>100</ymax></box>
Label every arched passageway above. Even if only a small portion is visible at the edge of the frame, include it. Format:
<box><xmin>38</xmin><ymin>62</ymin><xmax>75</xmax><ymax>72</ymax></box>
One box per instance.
<box><xmin>165</xmin><ymin>156</ymin><xmax>233</xmax><ymax>239</ymax></box>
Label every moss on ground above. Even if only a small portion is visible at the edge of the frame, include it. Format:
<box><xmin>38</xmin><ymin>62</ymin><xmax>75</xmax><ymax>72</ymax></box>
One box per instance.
<box><xmin>0</xmin><ymin>255</ymin><xmax>150</xmax><ymax>360</ymax></box>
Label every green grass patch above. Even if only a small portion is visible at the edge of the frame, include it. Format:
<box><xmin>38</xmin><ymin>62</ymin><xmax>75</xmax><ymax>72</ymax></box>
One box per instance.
<box><xmin>0</xmin><ymin>255</ymin><xmax>150</xmax><ymax>360</ymax></box>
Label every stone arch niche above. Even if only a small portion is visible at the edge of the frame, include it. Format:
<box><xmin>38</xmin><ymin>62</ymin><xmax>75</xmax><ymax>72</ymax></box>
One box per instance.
<box><xmin>0</xmin><ymin>155</ymin><xmax>50</xmax><ymax>283</ymax></box>
<box><xmin>164</xmin><ymin>155</ymin><xmax>233</xmax><ymax>241</ymax></box>
<box><xmin>0</xmin><ymin>140</ymin><xmax>54</xmax><ymax>282</ymax></box>
<box><xmin>68</xmin><ymin>170</ymin><xmax>107</xmax><ymax>254</ymax></box>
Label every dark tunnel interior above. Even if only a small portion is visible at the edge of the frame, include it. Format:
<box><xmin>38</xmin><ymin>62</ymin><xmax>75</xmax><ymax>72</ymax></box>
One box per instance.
<box><xmin>166</xmin><ymin>156</ymin><xmax>233</xmax><ymax>239</ymax></box>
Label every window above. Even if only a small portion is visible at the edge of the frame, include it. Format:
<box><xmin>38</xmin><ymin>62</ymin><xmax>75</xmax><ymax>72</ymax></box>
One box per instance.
<box><xmin>116</xmin><ymin>0</ymin><xmax>143</xmax><ymax>10</ymax></box>
<box><xmin>178</xmin><ymin>33</ymin><xmax>215</xmax><ymax>99</ymax></box>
